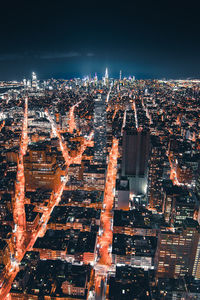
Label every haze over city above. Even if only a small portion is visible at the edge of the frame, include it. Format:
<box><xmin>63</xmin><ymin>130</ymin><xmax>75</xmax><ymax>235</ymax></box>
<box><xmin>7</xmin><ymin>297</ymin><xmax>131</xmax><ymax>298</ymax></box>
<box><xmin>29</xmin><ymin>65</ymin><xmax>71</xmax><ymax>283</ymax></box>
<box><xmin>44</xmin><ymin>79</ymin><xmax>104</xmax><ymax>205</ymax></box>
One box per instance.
<box><xmin>0</xmin><ymin>0</ymin><xmax>200</xmax><ymax>80</ymax></box>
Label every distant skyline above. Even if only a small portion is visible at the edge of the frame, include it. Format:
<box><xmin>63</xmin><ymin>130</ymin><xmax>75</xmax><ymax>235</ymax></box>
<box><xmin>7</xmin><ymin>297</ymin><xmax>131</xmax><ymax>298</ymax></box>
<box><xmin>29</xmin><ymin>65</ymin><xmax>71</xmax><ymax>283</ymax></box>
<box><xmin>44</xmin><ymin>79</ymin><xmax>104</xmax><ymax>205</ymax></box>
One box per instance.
<box><xmin>1</xmin><ymin>0</ymin><xmax>200</xmax><ymax>80</ymax></box>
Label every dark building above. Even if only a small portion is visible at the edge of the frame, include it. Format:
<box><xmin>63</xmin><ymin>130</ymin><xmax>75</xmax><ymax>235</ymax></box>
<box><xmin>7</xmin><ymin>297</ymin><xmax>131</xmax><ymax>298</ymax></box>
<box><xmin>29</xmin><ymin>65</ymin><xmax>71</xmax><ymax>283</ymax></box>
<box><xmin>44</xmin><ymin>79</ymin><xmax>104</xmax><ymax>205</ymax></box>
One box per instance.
<box><xmin>93</xmin><ymin>94</ymin><xmax>107</xmax><ymax>163</ymax></box>
<box><xmin>148</xmin><ymin>136</ymin><xmax>165</xmax><ymax>211</ymax></box>
<box><xmin>162</xmin><ymin>185</ymin><xmax>196</xmax><ymax>226</ymax></box>
<box><xmin>122</xmin><ymin>129</ymin><xmax>150</xmax><ymax>196</ymax></box>
<box><xmin>109</xmin><ymin>267</ymin><xmax>151</xmax><ymax>300</ymax></box>
<box><xmin>196</xmin><ymin>167</ymin><xmax>200</xmax><ymax>202</ymax></box>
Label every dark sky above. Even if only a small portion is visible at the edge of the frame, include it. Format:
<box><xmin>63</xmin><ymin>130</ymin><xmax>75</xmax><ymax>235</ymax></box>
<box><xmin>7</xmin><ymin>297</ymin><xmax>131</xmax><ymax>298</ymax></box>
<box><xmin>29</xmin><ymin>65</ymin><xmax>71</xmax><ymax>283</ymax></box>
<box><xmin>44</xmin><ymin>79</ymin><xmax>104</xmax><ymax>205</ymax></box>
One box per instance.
<box><xmin>0</xmin><ymin>0</ymin><xmax>200</xmax><ymax>80</ymax></box>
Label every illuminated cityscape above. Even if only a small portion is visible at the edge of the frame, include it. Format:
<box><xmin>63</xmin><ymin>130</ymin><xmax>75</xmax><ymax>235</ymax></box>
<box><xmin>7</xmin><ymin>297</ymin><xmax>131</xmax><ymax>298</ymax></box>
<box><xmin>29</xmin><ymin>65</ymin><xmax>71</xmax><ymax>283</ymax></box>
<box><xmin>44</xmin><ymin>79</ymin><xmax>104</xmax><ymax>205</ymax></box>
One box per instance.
<box><xmin>0</xmin><ymin>72</ymin><xmax>199</xmax><ymax>300</ymax></box>
<box><xmin>1</xmin><ymin>0</ymin><xmax>200</xmax><ymax>299</ymax></box>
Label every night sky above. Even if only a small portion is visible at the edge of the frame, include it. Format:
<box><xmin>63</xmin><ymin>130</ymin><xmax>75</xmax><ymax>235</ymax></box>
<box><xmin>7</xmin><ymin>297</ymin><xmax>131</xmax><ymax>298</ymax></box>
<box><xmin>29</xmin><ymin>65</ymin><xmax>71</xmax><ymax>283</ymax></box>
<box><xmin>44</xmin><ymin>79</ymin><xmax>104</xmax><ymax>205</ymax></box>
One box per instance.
<box><xmin>0</xmin><ymin>0</ymin><xmax>200</xmax><ymax>80</ymax></box>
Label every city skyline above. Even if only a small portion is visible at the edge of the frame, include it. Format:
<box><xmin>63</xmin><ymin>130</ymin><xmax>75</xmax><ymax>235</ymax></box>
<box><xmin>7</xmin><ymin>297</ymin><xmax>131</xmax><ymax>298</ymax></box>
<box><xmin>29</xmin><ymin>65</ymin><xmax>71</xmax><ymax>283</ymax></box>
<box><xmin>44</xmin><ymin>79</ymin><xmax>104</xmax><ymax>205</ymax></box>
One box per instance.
<box><xmin>1</xmin><ymin>0</ymin><xmax>200</xmax><ymax>80</ymax></box>
<box><xmin>0</xmin><ymin>74</ymin><xmax>200</xmax><ymax>299</ymax></box>
<box><xmin>1</xmin><ymin>1</ymin><xmax>200</xmax><ymax>299</ymax></box>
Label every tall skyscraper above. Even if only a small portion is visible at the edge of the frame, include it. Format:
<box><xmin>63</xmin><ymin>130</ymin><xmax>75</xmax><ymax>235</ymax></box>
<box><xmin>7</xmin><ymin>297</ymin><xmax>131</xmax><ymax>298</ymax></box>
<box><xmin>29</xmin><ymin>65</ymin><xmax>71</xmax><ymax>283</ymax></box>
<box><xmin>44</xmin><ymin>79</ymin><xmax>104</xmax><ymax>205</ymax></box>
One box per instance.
<box><xmin>23</xmin><ymin>79</ymin><xmax>27</xmax><ymax>88</ymax></box>
<box><xmin>196</xmin><ymin>168</ymin><xmax>200</xmax><ymax>202</ymax></box>
<box><xmin>148</xmin><ymin>136</ymin><xmax>164</xmax><ymax>211</ymax></box>
<box><xmin>93</xmin><ymin>94</ymin><xmax>107</xmax><ymax>163</ymax></box>
<box><xmin>105</xmin><ymin>68</ymin><xmax>108</xmax><ymax>79</ymax></box>
<box><xmin>32</xmin><ymin>72</ymin><xmax>38</xmax><ymax>90</ymax></box>
<box><xmin>94</xmin><ymin>72</ymin><xmax>98</xmax><ymax>83</ymax></box>
<box><xmin>103</xmin><ymin>68</ymin><xmax>109</xmax><ymax>86</ymax></box>
<box><xmin>122</xmin><ymin>128</ymin><xmax>150</xmax><ymax>196</ymax></box>
<box><xmin>155</xmin><ymin>219</ymin><xmax>200</xmax><ymax>279</ymax></box>
<box><xmin>27</xmin><ymin>80</ymin><xmax>31</xmax><ymax>88</ymax></box>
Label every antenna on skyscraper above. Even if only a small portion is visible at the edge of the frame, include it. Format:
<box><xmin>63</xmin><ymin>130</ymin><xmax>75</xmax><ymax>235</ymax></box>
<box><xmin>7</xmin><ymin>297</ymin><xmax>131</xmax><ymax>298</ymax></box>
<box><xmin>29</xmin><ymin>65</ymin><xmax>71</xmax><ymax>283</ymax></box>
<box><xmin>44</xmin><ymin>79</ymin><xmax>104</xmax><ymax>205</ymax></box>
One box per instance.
<box><xmin>105</xmin><ymin>68</ymin><xmax>108</xmax><ymax>79</ymax></box>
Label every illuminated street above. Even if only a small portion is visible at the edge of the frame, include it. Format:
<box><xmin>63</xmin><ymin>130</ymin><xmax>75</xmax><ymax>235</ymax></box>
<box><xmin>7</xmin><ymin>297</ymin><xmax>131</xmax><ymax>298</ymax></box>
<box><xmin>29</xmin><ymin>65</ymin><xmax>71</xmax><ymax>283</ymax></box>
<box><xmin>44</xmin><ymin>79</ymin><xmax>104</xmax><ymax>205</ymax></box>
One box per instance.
<box><xmin>0</xmin><ymin>1</ymin><xmax>200</xmax><ymax>298</ymax></box>
<box><xmin>0</xmin><ymin>73</ymin><xmax>200</xmax><ymax>300</ymax></box>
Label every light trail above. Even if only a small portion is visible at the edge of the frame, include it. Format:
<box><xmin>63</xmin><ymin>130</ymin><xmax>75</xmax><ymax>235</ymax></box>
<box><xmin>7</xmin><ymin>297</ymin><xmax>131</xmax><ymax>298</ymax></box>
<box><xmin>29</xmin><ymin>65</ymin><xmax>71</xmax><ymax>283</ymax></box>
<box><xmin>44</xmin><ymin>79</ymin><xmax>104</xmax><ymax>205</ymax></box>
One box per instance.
<box><xmin>144</xmin><ymin>105</ymin><xmax>152</xmax><ymax>125</ymax></box>
<box><xmin>0</xmin><ymin>177</ymin><xmax>68</xmax><ymax>300</ymax></box>
<box><xmin>68</xmin><ymin>106</ymin><xmax>76</xmax><ymax>134</ymax></box>
<box><xmin>122</xmin><ymin>110</ymin><xmax>127</xmax><ymax>134</ymax></box>
<box><xmin>0</xmin><ymin>120</ymin><xmax>5</xmax><ymax>132</ymax></box>
<box><xmin>132</xmin><ymin>101</ymin><xmax>138</xmax><ymax>129</ymax></box>
<box><xmin>167</xmin><ymin>140</ymin><xmax>179</xmax><ymax>186</ymax></box>
<box><xmin>112</xmin><ymin>107</ymin><xmax>118</xmax><ymax>122</ymax></box>
<box><xmin>45</xmin><ymin>109</ymin><xmax>72</xmax><ymax>164</ymax></box>
<box><xmin>106</xmin><ymin>87</ymin><xmax>112</xmax><ymax>103</ymax></box>
<box><xmin>176</xmin><ymin>115</ymin><xmax>181</xmax><ymax>126</ymax></box>
<box><xmin>45</xmin><ymin>109</ymin><xmax>93</xmax><ymax>166</ymax></box>
<box><xmin>168</xmin><ymin>147</ymin><xmax>183</xmax><ymax>186</ymax></box>
<box><xmin>68</xmin><ymin>101</ymin><xmax>81</xmax><ymax>134</ymax></box>
<box><xmin>72</xmin><ymin>131</ymin><xmax>94</xmax><ymax>165</ymax></box>
<box><xmin>98</xmin><ymin>138</ymin><xmax>118</xmax><ymax>265</ymax></box>
<box><xmin>33</xmin><ymin>120</ymin><xmax>93</xmax><ymax>237</ymax></box>
<box><xmin>94</xmin><ymin>138</ymin><xmax>118</xmax><ymax>298</ymax></box>
<box><xmin>167</xmin><ymin>141</ymin><xmax>193</xmax><ymax>188</ymax></box>
<box><xmin>0</xmin><ymin>98</ymin><xmax>29</xmax><ymax>299</ymax></box>
<box><xmin>13</xmin><ymin>97</ymin><xmax>28</xmax><ymax>258</ymax></box>
<box><xmin>0</xmin><ymin>108</ymin><xmax>93</xmax><ymax>300</ymax></box>
<box><xmin>106</xmin><ymin>106</ymin><xmax>111</xmax><ymax>113</ymax></box>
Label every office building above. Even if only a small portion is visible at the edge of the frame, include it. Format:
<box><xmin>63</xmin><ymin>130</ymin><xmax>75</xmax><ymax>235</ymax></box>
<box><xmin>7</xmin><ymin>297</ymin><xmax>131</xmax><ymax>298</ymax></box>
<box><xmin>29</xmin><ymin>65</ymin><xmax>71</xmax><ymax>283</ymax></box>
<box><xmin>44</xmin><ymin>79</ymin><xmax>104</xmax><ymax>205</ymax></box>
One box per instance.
<box><xmin>122</xmin><ymin>128</ymin><xmax>150</xmax><ymax>196</ymax></box>
<box><xmin>93</xmin><ymin>94</ymin><xmax>107</xmax><ymax>163</ymax></box>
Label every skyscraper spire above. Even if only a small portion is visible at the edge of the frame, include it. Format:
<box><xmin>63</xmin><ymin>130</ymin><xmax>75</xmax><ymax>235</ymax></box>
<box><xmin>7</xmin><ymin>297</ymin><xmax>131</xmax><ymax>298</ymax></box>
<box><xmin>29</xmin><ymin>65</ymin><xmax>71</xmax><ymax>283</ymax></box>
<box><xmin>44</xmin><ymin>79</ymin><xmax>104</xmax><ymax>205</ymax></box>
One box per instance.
<box><xmin>105</xmin><ymin>68</ymin><xmax>108</xmax><ymax>79</ymax></box>
<box><xmin>94</xmin><ymin>72</ymin><xmax>98</xmax><ymax>83</ymax></box>
<box><xmin>103</xmin><ymin>68</ymin><xmax>109</xmax><ymax>86</ymax></box>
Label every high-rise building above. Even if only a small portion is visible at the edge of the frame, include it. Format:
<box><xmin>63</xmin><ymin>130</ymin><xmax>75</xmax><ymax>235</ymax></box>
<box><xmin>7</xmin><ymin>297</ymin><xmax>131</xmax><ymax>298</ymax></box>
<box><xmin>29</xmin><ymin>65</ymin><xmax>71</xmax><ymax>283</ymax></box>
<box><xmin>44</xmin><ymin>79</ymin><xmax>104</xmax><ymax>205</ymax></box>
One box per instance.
<box><xmin>27</xmin><ymin>80</ymin><xmax>31</xmax><ymax>88</ymax></box>
<box><xmin>32</xmin><ymin>72</ymin><xmax>38</xmax><ymax>90</ymax></box>
<box><xmin>24</xmin><ymin>144</ymin><xmax>63</xmax><ymax>190</ymax></box>
<box><xmin>119</xmin><ymin>70</ymin><xmax>122</xmax><ymax>81</ymax></box>
<box><xmin>23</xmin><ymin>79</ymin><xmax>27</xmax><ymax>88</ymax></box>
<box><xmin>155</xmin><ymin>218</ymin><xmax>200</xmax><ymax>279</ymax></box>
<box><xmin>193</xmin><ymin>231</ymin><xmax>200</xmax><ymax>279</ymax></box>
<box><xmin>103</xmin><ymin>68</ymin><xmax>109</xmax><ymax>86</ymax></box>
<box><xmin>105</xmin><ymin>68</ymin><xmax>108</xmax><ymax>79</ymax></box>
<box><xmin>93</xmin><ymin>94</ymin><xmax>107</xmax><ymax>163</ymax></box>
<box><xmin>148</xmin><ymin>136</ymin><xmax>164</xmax><ymax>211</ymax></box>
<box><xmin>94</xmin><ymin>72</ymin><xmax>98</xmax><ymax>83</ymax></box>
<box><xmin>162</xmin><ymin>185</ymin><xmax>196</xmax><ymax>226</ymax></box>
<box><xmin>122</xmin><ymin>128</ymin><xmax>150</xmax><ymax>196</ymax></box>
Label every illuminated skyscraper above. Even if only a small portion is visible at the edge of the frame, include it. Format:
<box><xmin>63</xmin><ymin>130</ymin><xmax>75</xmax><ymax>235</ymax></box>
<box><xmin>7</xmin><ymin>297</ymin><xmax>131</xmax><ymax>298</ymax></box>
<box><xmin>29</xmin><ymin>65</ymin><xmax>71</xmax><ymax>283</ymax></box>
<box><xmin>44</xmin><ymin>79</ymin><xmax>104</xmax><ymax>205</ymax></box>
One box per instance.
<box><xmin>103</xmin><ymin>68</ymin><xmax>109</xmax><ymax>85</ymax></box>
<box><xmin>94</xmin><ymin>72</ymin><xmax>98</xmax><ymax>83</ymax></box>
<box><xmin>32</xmin><ymin>72</ymin><xmax>37</xmax><ymax>90</ymax></box>
<box><xmin>105</xmin><ymin>68</ymin><xmax>108</xmax><ymax>79</ymax></box>
<box><xmin>155</xmin><ymin>219</ymin><xmax>200</xmax><ymax>279</ymax></box>
<box><xmin>93</xmin><ymin>94</ymin><xmax>107</xmax><ymax>163</ymax></box>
